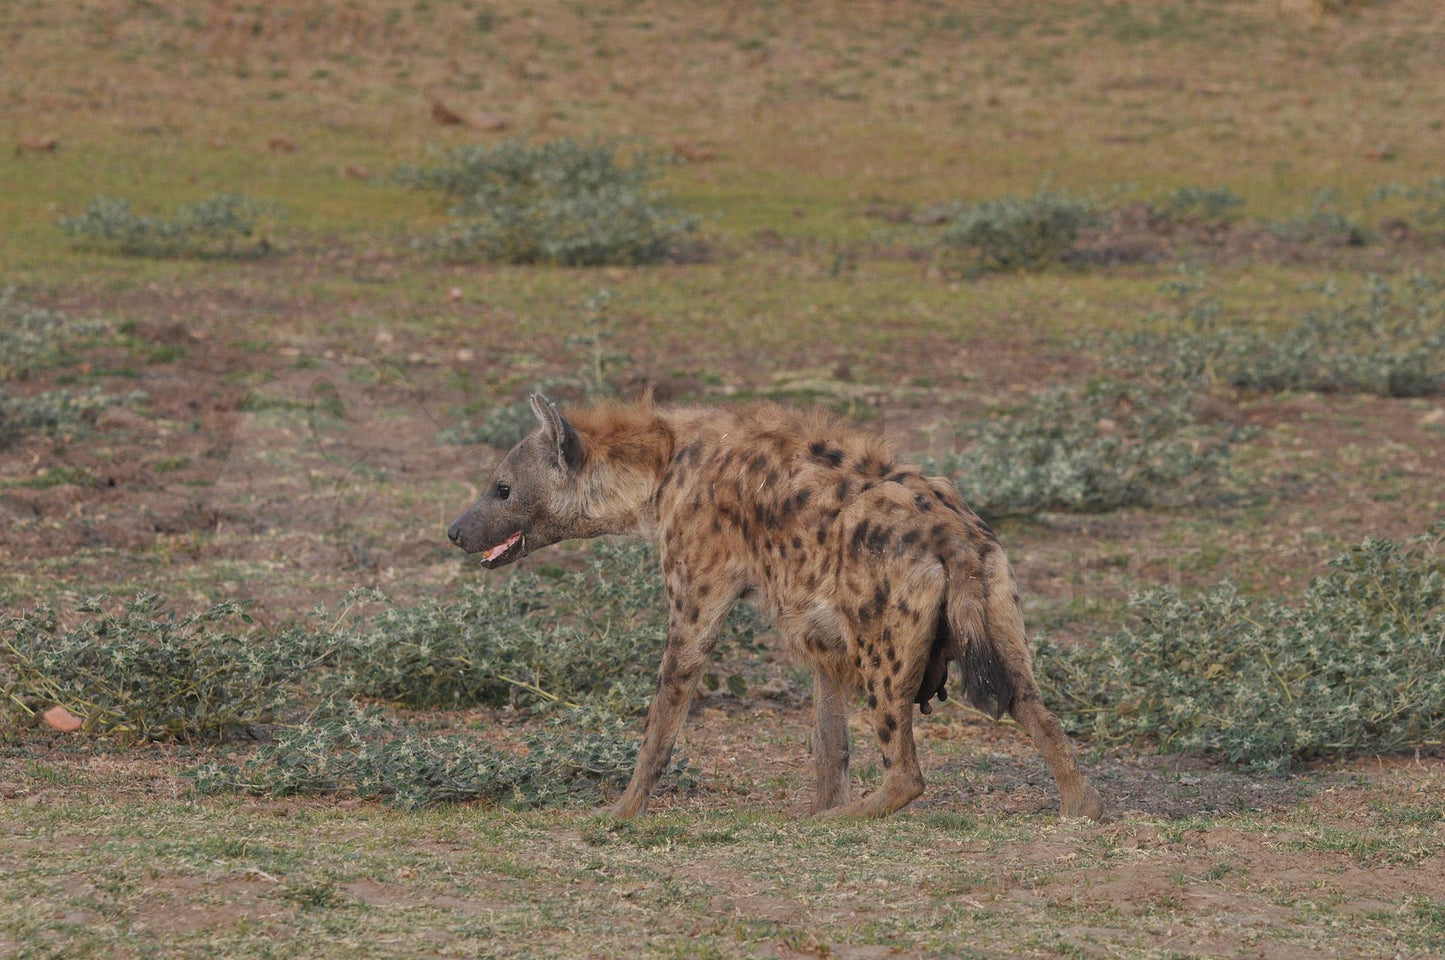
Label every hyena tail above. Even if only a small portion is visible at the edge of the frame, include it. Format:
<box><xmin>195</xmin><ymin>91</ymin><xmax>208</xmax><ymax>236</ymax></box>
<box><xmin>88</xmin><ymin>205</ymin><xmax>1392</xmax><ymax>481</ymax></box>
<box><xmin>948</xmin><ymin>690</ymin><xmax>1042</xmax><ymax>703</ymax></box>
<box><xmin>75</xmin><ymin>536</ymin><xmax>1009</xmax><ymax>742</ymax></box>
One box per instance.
<box><xmin>941</xmin><ymin>548</ymin><xmax>1032</xmax><ymax>720</ymax></box>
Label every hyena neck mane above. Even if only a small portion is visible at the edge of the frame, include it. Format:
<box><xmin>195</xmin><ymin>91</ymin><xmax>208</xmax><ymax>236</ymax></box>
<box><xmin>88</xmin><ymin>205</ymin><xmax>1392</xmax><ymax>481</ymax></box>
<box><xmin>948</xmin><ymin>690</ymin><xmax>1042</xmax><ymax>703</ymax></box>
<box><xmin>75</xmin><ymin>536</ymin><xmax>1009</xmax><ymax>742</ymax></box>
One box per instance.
<box><xmin>565</xmin><ymin>399</ymin><xmax>676</xmax><ymax>539</ymax></box>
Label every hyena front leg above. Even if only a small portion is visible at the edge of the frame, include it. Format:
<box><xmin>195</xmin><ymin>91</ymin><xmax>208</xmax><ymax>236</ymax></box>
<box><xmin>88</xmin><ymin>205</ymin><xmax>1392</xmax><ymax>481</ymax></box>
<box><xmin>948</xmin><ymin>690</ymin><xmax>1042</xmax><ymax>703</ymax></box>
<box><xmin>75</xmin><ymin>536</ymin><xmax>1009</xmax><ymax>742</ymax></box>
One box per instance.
<box><xmin>809</xmin><ymin>668</ymin><xmax>851</xmax><ymax>813</ymax></box>
<box><xmin>610</xmin><ymin>599</ymin><xmax>728</xmax><ymax>819</ymax></box>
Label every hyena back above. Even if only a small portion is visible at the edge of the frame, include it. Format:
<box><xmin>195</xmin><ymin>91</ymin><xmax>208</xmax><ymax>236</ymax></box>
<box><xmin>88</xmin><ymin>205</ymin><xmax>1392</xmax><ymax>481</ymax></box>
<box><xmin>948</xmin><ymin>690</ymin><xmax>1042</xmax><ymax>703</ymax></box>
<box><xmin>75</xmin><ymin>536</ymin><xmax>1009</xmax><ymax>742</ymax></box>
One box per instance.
<box><xmin>448</xmin><ymin>395</ymin><xmax>1104</xmax><ymax>821</ymax></box>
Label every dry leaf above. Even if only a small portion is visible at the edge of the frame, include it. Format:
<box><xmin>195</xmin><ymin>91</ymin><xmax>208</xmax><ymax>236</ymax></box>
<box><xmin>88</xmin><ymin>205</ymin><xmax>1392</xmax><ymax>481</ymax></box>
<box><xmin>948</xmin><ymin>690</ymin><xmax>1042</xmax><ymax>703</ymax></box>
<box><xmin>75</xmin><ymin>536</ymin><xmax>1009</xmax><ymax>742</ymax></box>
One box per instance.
<box><xmin>42</xmin><ymin>705</ymin><xmax>83</xmax><ymax>733</ymax></box>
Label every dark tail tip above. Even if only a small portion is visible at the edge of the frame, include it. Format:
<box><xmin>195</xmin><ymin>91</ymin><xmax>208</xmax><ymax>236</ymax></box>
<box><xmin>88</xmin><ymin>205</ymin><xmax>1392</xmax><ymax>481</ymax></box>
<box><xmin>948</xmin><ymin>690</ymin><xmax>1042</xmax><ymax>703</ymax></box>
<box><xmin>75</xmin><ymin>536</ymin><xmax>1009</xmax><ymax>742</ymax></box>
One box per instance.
<box><xmin>959</xmin><ymin>628</ymin><xmax>1015</xmax><ymax>720</ymax></box>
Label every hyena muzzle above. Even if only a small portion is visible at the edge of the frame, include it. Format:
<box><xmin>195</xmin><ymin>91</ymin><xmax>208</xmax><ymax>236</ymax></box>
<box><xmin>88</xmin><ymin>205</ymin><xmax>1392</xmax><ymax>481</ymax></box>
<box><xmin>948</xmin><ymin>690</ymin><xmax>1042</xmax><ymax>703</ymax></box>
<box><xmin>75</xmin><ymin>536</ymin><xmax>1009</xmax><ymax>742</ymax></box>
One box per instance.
<box><xmin>448</xmin><ymin>395</ymin><xmax>1105</xmax><ymax>821</ymax></box>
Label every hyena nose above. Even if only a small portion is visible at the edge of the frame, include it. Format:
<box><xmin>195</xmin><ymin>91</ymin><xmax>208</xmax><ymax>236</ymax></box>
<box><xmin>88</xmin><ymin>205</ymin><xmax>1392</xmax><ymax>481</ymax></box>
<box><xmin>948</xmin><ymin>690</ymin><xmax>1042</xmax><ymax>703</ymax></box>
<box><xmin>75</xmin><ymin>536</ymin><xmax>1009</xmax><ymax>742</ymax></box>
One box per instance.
<box><xmin>446</xmin><ymin>518</ymin><xmax>464</xmax><ymax>547</ymax></box>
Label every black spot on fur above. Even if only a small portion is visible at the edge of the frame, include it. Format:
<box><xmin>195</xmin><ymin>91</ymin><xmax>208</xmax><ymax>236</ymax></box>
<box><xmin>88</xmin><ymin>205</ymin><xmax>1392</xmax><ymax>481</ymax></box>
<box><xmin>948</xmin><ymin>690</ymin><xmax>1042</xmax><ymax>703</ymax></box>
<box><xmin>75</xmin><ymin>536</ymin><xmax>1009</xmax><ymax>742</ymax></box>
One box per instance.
<box><xmin>816</xmin><ymin>526</ymin><xmax>828</xmax><ymax>546</ymax></box>
<box><xmin>850</xmin><ymin>520</ymin><xmax>871</xmax><ymax>553</ymax></box>
<box><xmin>878</xmin><ymin>726</ymin><xmax>893</xmax><ymax>745</ymax></box>
<box><xmin>900</xmin><ymin>529</ymin><xmax>920</xmax><ymax>548</ymax></box>
<box><xmin>865</xmin><ymin>526</ymin><xmax>892</xmax><ymax>554</ymax></box>
<box><xmin>886</xmin><ymin>471</ymin><xmax>912</xmax><ymax>484</ymax></box>
<box><xmin>884</xmin><ymin>713</ymin><xmax>898</xmax><ymax>732</ymax></box>
<box><xmin>792</xmin><ymin>488</ymin><xmax>812</xmax><ymax>511</ymax></box>
<box><xmin>915</xmin><ymin>494</ymin><xmax>933</xmax><ymax>512</ymax></box>
<box><xmin>809</xmin><ymin>442</ymin><xmax>845</xmax><ymax>469</ymax></box>
<box><xmin>837</xmin><ymin>477</ymin><xmax>853</xmax><ymax>501</ymax></box>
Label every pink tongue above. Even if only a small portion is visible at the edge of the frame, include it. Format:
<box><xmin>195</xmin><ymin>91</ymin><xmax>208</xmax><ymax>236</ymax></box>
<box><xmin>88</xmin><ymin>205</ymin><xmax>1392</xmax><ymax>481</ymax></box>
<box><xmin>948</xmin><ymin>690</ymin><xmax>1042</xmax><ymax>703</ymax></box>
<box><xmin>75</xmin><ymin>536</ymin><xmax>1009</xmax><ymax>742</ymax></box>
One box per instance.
<box><xmin>483</xmin><ymin>531</ymin><xmax>521</xmax><ymax>561</ymax></box>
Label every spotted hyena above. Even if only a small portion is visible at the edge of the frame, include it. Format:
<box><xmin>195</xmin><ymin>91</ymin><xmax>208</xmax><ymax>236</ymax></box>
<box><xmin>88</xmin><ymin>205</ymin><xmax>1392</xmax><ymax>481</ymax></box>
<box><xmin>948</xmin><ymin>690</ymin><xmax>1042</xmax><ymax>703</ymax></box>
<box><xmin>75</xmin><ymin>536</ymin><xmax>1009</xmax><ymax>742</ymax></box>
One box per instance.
<box><xmin>448</xmin><ymin>395</ymin><xmax>1104</xmax><ymax>821</ymax></box>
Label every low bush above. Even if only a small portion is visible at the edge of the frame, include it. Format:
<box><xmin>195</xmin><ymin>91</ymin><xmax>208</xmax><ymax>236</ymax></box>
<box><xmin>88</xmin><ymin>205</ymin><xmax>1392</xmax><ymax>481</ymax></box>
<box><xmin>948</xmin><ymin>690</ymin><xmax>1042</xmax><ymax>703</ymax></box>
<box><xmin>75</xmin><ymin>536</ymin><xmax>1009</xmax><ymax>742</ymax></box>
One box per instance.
<box><xmin>190</xmin><ymin>701</ymin><xmax>687</xmax><ymax>809</ymax></box>
<box><xmin>3</xmin><ymin>541</ymin><xmax>762</xmax><ymax>731</ymax></box>
<box><xmin>436</xmin><ymin>396</ymin><xmax>541</xmax><ymax>448</ymax></box>
<box><xmin>918</xmin><ymin>379</ymin><xmax>1244</xmax><ymax>519</ymax></box>
<box><xmin>1370</xmin><ymin>178</ymin><xmax>1445</xmax><ymax>235</ymax></box>
<box><xmin>397</xmin><ymin>138</ymin><xmax>697</xmax><ymax>266</ymax></box>
<box><xmin>1155</xmin><ymin>184</ymin><xmax>1244</xmax><ymax>223</ymax></box>
<box><xmin>935</xmin><ymin>188</ymin><xmax>1099</xmax><ymax>272</ymax></box>
<box><xmin>58</xmin><ymin>194</ymin><xmax>282</xmax><ymax>258</ymax></box>
<box><xmin>321</xmin><ymin>541</ymin><xmax>763</xmax><ymax>713</ymax></box>
<box><xmin>1</xmin><ymin>595</ymin><xmax>311</xmax><ymax>742</ymax></box>
<box><xmin>0</xmin><ymin>289</ymin><xmax>106</xmax><ymax>380</ymax></box>
<box><xmin>1036</xmin><ymin>527</ymin><xmax>1445</xmax><ymax>771</ymax></box>
<box><xmin>0</xmin><ymin>386</ymin><xmax>148</xmax><ymax>449</ymax></box>
<box><xmin>1115</xmin><ymin>273</ymin><xmax>1445</xmax><ymax>396</ymax></box>
<box><xmin>1265</xmin><ymin>187</ymin><xmax>1371</xmax><ymax>246</ymax></box>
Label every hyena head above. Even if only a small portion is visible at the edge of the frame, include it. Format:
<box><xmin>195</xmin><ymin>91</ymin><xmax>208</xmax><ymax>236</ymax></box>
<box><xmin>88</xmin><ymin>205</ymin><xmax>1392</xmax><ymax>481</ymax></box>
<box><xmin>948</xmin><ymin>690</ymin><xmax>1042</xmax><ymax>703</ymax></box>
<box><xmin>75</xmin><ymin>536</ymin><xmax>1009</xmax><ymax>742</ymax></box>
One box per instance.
<box><xmin>447</xmin><ymin>394</ymin><xmax>586</xmax><ymax>568</ymax></box>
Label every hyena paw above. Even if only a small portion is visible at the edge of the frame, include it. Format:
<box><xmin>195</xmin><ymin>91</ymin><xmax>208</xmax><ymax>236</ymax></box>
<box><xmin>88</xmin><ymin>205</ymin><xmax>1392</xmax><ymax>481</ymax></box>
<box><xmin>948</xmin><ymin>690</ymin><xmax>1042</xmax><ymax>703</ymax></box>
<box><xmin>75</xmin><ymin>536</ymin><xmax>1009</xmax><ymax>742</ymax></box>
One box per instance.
<box><xmin>1062</xmin><ymin>785</ymin><xmax>1106</xmax><ymax>822</ymax></box>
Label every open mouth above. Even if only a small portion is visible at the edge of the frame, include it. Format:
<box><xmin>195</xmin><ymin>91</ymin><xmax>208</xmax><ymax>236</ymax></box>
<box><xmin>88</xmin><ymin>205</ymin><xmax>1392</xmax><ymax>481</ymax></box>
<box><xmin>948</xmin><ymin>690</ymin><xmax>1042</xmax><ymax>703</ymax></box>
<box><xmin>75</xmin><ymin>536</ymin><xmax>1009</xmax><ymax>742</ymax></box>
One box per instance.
<box><xmin>478</xmin><ymin>530</ymin><xmax>525</xmax><ymax>568</ymax></box>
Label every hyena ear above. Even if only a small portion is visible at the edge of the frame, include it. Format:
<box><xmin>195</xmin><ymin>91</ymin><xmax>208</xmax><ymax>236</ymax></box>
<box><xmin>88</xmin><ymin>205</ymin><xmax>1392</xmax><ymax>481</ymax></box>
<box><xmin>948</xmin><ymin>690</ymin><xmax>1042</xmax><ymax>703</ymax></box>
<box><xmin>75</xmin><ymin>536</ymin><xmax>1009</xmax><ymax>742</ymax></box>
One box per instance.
<box><xmin>529</xmin><ymin>394</ymin><xmax>585</xmax><ymax>472</ymax></box>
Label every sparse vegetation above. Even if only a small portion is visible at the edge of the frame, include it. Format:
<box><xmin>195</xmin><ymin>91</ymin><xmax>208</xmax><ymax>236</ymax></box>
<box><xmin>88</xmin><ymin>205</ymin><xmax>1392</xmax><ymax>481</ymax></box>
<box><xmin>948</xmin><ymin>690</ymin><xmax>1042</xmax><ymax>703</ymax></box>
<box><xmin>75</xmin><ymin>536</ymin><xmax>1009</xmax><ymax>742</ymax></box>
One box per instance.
<box><xmin>1266</xmin><ymin>187</ymin><xmax>1371</xmax><ymax>246</ymax></box>
<box><xmin>397</xmin><ymin>138</ymin><xmax>698</xmax><ymax>265</ymax></box>
<box><xmin>58</xmin><ymin>194</ymin><xmax>282</xmax><ymax>258</ymax></box>
<box><xmin>191</xmin><ymin>700</ymin><xmax>685</xmax><ymax>809</ymax></box>
<box><xmin>1115</xmin><ymin>273</ymin><xmax>1445</xmax><ymax>396</ymax></box>
<box><xmin>1037</xmin><ymin>527</ymin><xmax>1445</xmax><ymax>771</ymax></box>
<box><xmin>0</xmin><ymin>289</ymin><xmax>105</xmax><ymax>380</ymax></box>
<box><xmin>1</xmin><ymin>595</ymin><xmax>301</xmax><ymax>742</ymax></box>
<box><xmin>935</xmin><ymin>188</ymin><xmax>1098</xmax><ymax>273</ymax></box>
<box><xmin>0</xmin><ymin>386</ymin><xmax>147</xmax><ymax>449</ymax></box>
<box><xmin>1155</xmin><ymin>184</ymin><xmax>1245</xmax><ymax>223</ymax></box>
<box><xmin>919</xmin><ymin>379</ymin><xmax>1243</xmax><ymax>519</ymax></box>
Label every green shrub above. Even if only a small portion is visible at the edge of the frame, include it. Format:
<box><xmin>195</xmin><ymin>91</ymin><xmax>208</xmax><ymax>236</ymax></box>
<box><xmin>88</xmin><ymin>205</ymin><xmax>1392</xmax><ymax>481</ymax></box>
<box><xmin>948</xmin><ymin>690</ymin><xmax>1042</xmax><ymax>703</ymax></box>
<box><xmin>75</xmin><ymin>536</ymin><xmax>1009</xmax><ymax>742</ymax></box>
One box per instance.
<box><xmin>0</xmin><ymin>289</ymin><xmax>106</xmax><ymax>380</ymax></box>
<box><xmin>917</xmin><ymin>379</ymin><xmax>1243</xmax><ymax>519</ymax></box>
<box><xmin>58</xmin><ymin>194</ymin><xmax>283</xmax><ymax>257</ymax></box>
<box><xmin>935</xmin><ymin>188</ymin><xmax>1098</xmax><ymax>272</ymax></box>
<box><xmin>436</xmin><ymin>396</ymin><xmax>540</xmax><ymax>448</ymax></box>
<box><xmin>321</xmin><ymin>541</ymin><xmax>762</xmax><ymax>713</ymax></box>
<box><xmin>190</xmin><ymin>700</ymin><xmax>687</xmax><ymax>809</ymax></box>
<box><xmin>1370</xmin><ymin>177</ymin><xmax>1445</xmax><ymax>234</ymax></box>
<box><xmin>0</xmin><ymin>386</ymin><xmax>148</xmax><ymax>449</ymax></box>
<box><xmin>1037</xmin><ymin>527</ymin><xmax>1445</xmax><ymax>771</ymax></box>
<box><xmin>397</xmin><ymin>138</ymin><xmax>698</xmax><ymax>265</ymax></box>
<box><xmin>1116</xmin><ymin>273</ymin><xmax>1445</xmax><ymax>396</ymax></box>
<box><xmin>1</xmin><ymin>595</ymin><xmax>314</xmax><ymax>742</ymax></box>
<box><xmin>1156</xmin><ymin>185</ymin><xmax>1244</xmax><ymax>223</ymax></box>
<box><xmin>1266</xmin><ymin>187</ymin><xmax>1371</xmax><ymax>246</ymax></box>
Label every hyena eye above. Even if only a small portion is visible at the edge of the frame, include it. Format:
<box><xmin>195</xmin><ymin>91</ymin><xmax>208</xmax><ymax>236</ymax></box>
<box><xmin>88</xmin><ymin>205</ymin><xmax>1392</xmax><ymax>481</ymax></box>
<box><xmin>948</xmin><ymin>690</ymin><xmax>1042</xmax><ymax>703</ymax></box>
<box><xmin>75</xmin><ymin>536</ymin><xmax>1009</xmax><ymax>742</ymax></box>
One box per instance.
<box><xmin>495</xmin><ymin>482</ymin><xmax>511</xmax><ymax>500</ymax></box>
